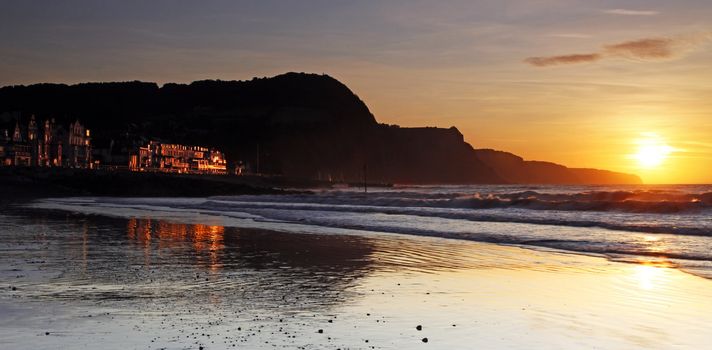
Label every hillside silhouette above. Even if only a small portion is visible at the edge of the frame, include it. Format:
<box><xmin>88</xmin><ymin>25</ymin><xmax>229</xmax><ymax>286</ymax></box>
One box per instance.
<box><xmin>0</xmin><ymin>72</ymin><xmax>640</xmax><ymax>184</ymax></box>
<box><xmin>475</xmin><ymin>149</ymin><xmax>641</xmax><ymax>184</ymax></box>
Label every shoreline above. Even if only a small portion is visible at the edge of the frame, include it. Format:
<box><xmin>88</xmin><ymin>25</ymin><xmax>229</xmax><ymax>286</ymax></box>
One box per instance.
<box><xmin>26</xmin><ymin>197</ymin><xmax>707</xmax><ymax>280</ymax></box>
<box><xmin>26</xmin><ymin>194</ymin><xmax>712</xmax><ymax>281</ymax></box>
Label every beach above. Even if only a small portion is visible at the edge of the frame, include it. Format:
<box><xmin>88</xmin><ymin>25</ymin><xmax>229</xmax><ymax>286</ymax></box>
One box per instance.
<box><xmin>3</xmin><ymin>1</ymin><xmax>711</xmax><ymax>348</ymax></box>
<box><xmin>2</xmin><ymin>195</ymin><xmax>712</xmax><ymax>349</ymax></box>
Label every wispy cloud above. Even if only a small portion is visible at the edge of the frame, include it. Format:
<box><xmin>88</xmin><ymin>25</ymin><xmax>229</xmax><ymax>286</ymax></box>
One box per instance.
<box><xmin>524</xmin><ymin>54</ymin><xmax>601</xmax><ymax>67</ymax></box>
<box><xmin>524</xmin><ymin>33</ymin><xmax>712</xmax><ymax>67</ymax></box>
<box><xmin>604</xmin><ymin>9</ymin><xmax>659</xmax><ymax>16</ymax></box>
<box><xmin>604</xmin><ymin>38</ymin><xmax>675</xmax><ymax>59</ymax></box>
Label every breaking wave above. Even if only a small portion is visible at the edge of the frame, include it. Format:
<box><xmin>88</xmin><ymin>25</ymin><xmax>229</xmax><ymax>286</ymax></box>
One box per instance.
<box><xmin>209</xmin><ymin>189</ymin><xmax>712</xmax><ymax>214</ymax></box>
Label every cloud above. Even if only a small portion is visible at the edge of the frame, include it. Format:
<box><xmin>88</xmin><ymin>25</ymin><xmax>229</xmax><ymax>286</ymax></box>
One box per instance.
<box><xmin>524</xmin><ymin>33</ymin><xmax>712</xmax><ymax>67</ymax></box>
<box><xmin>604</xmin><ymin>38</ymin><xmax>675</xmax><ymax>59</ymax></box>
<box><xmin>604</xmin><ymin>9</ymin><xmax>659</xmax><ymax>16</ymax></box>
<box><xmin>524</xmin><ymin>54</ymin><xmax>601</xmax><ymax>67</ymax></box>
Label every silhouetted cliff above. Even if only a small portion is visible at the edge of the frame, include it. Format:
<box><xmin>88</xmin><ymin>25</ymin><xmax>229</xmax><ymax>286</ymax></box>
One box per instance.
<box><xmin>475</xmin><ymin>149</ymin><xmax>642</xmax><ymax>184</ymax></box>
<box><xmin>0</xmin><ymin>72</ymin><xmax>639</xmax><ymax>184</ymax></box>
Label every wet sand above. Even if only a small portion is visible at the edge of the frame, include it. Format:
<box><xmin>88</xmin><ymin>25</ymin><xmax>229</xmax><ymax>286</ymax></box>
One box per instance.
<box><xmin>2</xmin><ymin>208</ymin><xmax>712</xmax><ymax>349</ymax></box>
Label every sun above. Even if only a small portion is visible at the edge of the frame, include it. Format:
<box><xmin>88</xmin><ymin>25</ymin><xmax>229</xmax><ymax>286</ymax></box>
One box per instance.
<box><xmin>634</xmin><ymin>134</ymin><xmax>673</xmax><ymax>169</ymax></box>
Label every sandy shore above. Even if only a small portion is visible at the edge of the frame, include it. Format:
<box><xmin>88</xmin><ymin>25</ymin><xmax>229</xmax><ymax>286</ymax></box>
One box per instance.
<box><xmin>1</xmin><ymin>207</ymin><xmax>712</xmax><ymax>349</ymax></box>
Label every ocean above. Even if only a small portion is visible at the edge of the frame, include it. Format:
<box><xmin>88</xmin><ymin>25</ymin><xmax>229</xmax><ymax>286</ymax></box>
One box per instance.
<box><xmin>32</xmin><ymin>184</ymin><xmax>712</xmax><ymax>279</ymax></box>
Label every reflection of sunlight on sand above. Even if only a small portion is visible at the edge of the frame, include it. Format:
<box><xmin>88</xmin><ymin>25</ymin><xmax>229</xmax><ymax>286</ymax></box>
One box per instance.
<box><xmin>629</xmin><ymin>258</ymin><xmax>675</xmax><ymax>291</ymax></box>
<box><xmin>635</xmin><ymin>264</ymin><xmax>663</xmax><ymax>290</ymax></box>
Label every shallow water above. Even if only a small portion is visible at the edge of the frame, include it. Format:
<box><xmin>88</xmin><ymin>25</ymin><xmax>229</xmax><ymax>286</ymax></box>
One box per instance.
<box><xmin>2</xmin><ymin>207</ymin><xmax>712</xmax><ymax>349</ymax></box>
<box><xmin>32</xmin><ymin>184</ymin><xmax>712</xmax><ymax>278</ymax></box>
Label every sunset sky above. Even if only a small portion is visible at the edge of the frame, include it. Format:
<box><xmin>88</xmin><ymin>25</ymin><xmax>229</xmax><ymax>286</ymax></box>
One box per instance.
<box><xmin>1</xmin><ymin>0</ymin><xmax>711</xmax><ymax>183</ymax></box>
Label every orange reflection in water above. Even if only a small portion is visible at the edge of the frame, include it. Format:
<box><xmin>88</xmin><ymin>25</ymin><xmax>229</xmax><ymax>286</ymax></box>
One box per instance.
<box><xmin>192</xmin><ymin>224</ymin><xmax>225</xmax><ymax>272</ymax></box>
<box><xmin>126</xmin><ymin>218</ymin><xmax>225</xmax><ymax>271</ymax></box>
<box><xmin>127</xmin><ymin>218</ymin><xmax>137</xmax><ymax>240</ymax></box>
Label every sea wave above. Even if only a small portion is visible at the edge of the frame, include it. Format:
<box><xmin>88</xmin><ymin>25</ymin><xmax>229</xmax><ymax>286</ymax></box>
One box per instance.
<box><xmin>29</xmin><ymin>185</ymin><xmax>712</xmax><ymax>278</ymax></box>
<box><xmin>211</xmin><ymin>189</ymin><xmax>712</xmax><ymax>214</ymax></box>
<box><xmin>201</xmin><ymin>198</ymin><xmax>712</xmax><ymax>237</ymax></box>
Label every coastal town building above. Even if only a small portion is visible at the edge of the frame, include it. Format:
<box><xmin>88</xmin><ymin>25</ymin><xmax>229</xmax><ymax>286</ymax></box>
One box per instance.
<box><xmin>0</xmin><ymin>122</ymin><xmax>32</xmax><ymax>166</ymax></box>
<box><xmin>0</xmin><ymin>116</ymin><xmax>92</xmax><ymax>168</ymax></box>
<box><xmin>1</xmin><ymin>116</ymin><xmax>229</xmax><ymax>175</ymax></box>
<box><xmin>129</xmin><ymin>141</ymin><xmax>227</xmax><ymax>175</ymax></box>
